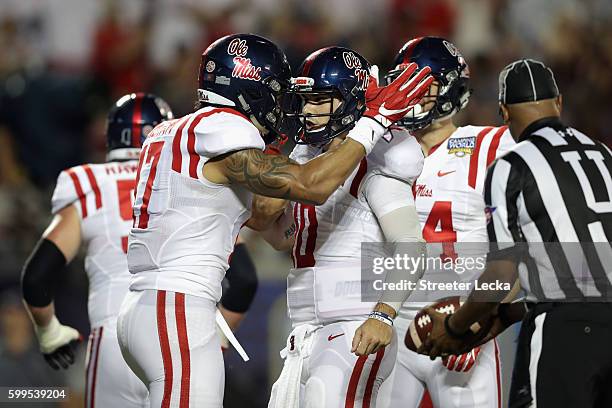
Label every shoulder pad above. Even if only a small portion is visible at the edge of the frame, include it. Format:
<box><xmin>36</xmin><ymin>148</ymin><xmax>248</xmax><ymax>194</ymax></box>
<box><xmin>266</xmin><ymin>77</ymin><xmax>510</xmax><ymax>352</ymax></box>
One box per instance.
<box><xmin>192</xmin><ymin>108</ymin><xmax>264</xmax><ymax>159</ymax></box>
<box><xmin>51</xmin><ymin>165</ymin><xmax>102</xmax><ymax>217</ymax></box>
<box><xmin>367</xmin><ymin>128</ymin><xmax>424</xmax><ymax>184</ymax></box>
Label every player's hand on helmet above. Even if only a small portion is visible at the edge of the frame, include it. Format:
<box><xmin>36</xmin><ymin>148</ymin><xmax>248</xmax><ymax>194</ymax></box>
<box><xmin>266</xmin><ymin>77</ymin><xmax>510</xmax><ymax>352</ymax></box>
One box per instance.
<box><xmin>34</xmin><ymin>316</ymin><xmax>82</xmax><ymax>370</ymax></box>
<box><xmin>351</xmin><ymin>317</ymin><xmax>393</xmax><ymax>356</ymax></box>
<box><xmin>442</xmin><ymin>347</ymin><xmax>481</xmax><ymax>372</ymax></box>
<box><xmin>363</xmin><ymin>63</ymin><xmax>433</xmax><ymax>128</ymax></box>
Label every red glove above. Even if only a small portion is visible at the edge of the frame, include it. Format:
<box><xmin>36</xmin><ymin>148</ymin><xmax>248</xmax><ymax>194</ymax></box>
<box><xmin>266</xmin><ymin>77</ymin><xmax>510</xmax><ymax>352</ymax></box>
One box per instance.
<box><xmin>364</xmin><ymin>63</ymin><xmax>433</xmax><ymax>128</ymax></box>
<box><xmin>442</xmin><ymin>346</ymin><xmax>481</xmax><ymax>372</ymax></box>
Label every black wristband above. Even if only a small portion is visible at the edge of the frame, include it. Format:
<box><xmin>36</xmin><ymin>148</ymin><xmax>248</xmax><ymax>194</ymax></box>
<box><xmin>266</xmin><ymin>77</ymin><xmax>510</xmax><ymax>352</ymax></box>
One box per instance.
<box><xmin>444</xmin><ymin>314</ymin><xmax>471</xmax><ymax>339</ymax></box>
<box><xmin>22</xmin><ymin>238</ymin><xmax>67</xmax><ymax>307</ymax></box>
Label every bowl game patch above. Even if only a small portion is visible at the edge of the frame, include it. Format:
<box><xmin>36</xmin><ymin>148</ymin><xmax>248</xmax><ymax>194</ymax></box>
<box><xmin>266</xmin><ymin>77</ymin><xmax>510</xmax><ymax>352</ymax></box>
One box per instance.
<box><xmin>448</xmin><ymin>137</ymin><xmax>476</xmax><ymax>156</ymax></box>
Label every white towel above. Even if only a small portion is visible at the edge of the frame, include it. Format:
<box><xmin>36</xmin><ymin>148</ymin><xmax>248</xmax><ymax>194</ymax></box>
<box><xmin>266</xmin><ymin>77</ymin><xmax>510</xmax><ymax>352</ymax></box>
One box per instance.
<box><xmin>268</xmin><ymin>324</ymin><xmax>319</xmax><ymax>408</ymax></box>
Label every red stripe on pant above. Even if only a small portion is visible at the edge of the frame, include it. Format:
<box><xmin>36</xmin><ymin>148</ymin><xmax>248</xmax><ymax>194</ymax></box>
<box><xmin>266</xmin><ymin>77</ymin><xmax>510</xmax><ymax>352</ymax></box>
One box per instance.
<box><xmin>86</xmin><ymin>327</ymin><xmax>103</xmax><ymax>408</ymax></box>
<box><xmin>494</xmin><ymin>340</ymin><xmax>502</xmax><ymax>408</ymax></box>
<box><xmin>418</xmin><ymin>390</ymin><xmax>433</xmax><ymax>408</ymax></box>
<box><xmin>157</xmin><ymin>291</ymin><xmax>173</xmax><ymax>408</ymax></box>
<box><xmin>175</xmin><ymin>293</ymin><xmax>191</xmax><ymax>408</ymax></box>
<box><xmin>345</xmin><ymin>348</ymin><xmax>386</xmax><ymax>408</ymax></box>
<box><xmin>345</xmin><ymin>355</ymin><xmax>367</xmax><ymax>408</ymax></box>
<box><xmin>362</xmin><ymin>348</ymin><xmax>385</xmax><ymax>408</ymax></box>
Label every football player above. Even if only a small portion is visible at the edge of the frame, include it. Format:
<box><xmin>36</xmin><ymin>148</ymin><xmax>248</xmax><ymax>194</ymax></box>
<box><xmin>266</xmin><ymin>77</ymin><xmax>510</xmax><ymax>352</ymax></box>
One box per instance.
<box><xmin>376</xmin><ymin>37</ymin><xmax>516</xmax><ymax>408</ymax></box>
<box><xmin>260</xmin><ymin>46</ymin><xmax>427</xmax><ymax>408</ymax></box>
<box><xmin>21</xmin><ymin>93</ymin><xmax>173</xmax><ymax>408</ymax></box>
<box><xmin>116</xmin><ymin>34</ymin><xmax>433</xmax><ymax>408</ymax></box>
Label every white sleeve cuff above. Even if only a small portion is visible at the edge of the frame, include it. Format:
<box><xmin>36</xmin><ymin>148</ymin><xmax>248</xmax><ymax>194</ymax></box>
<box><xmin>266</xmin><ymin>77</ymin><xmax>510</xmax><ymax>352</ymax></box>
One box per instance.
<box><xmin>347</xmin><ymin>117</ymin><xmax>386</xmax><ymax>155</ymax></box>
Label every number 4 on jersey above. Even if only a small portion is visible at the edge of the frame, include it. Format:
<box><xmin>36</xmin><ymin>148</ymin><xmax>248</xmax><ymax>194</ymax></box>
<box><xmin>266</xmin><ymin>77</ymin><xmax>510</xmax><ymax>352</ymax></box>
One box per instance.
<box><xmin>423</xmin><ymin>201</ymin><xmax>458</xmax><ymax>261</ymax></box>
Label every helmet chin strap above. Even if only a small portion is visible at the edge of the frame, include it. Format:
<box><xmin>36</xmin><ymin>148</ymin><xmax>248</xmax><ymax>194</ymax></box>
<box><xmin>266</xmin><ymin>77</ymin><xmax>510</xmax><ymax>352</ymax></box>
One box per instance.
<box><xmin>197</xmin><ymin>89</ymin><xmax>236</xmax><ymax>107</ymax></box>
<box><xmin>249</xmin><ymin>114</ymin><xmax>270</xmax><ymax>136</ymax></box>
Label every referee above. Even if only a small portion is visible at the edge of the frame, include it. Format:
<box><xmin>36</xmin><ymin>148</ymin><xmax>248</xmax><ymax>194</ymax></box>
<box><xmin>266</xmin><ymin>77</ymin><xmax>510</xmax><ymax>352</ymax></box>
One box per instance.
<box><xmin>419</xmin><ymin>59</ymin><xmax>612</xmax><ymax>408</ymax></box>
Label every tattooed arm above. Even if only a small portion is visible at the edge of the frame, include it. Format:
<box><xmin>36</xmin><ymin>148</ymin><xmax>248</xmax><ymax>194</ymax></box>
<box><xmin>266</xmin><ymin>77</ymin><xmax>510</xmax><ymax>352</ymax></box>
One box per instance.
<box><xmin>246</xmin><ymin>195</ymin><xmax>295</xmax><ymax>250</ymax></box>
<box><xmin>203</xmin><ymin>137</ymin><xmax>366</xmax><ymax>205</ymax></box>
<box><xmin>246</xmin><ymin>194</ymin><xmax>288</xmax><ymax>231</ymax></box>
<box><xmin>255</xmin><ymin>202</ymin><xmax>296</xmax><ymax>251</ymax></box>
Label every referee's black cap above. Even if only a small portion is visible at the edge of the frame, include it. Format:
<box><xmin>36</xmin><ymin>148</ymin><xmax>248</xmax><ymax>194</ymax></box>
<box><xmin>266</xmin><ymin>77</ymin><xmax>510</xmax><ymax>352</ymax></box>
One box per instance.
<box><xmin>498</xmin><ymin>59</ymin><xmax>559</xmax><ymax>104</ymax></box>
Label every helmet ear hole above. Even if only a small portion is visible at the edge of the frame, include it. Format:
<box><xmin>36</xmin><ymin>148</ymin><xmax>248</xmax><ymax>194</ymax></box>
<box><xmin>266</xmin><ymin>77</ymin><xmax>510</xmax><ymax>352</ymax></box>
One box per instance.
<box><xmin>245</xmin><ymin>88</ymin><xmax>262</xmax><ymax>100</ymax></box>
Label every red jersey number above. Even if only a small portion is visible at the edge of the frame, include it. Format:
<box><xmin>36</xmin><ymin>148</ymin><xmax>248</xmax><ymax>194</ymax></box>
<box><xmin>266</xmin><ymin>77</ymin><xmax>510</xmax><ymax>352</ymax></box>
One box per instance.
<box><xmin>117</xmin><ymin>179</ymin><xmax>136</xmax><ymax>253</ymax></box>
<box><xmin>423</xmin><ymin>201</ymin><xmax>458</xmax><ymax>262</ymax></box>
<box><xmin>292</xmin><ymin>203</ymin><xmax>318</xmax><ymax>268</ymax></box>
<box><xmin>133</xmin><ymin>141</ymin><xmax>164</xmax><ymax>229</ymax></box>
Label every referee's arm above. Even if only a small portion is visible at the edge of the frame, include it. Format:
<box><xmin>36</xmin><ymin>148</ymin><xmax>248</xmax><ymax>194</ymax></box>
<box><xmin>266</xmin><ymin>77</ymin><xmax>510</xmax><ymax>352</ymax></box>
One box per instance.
<box><xmin>448</xmin><ymin>158</ymin><xmax>525</xmax><ymax>332</ymax></box>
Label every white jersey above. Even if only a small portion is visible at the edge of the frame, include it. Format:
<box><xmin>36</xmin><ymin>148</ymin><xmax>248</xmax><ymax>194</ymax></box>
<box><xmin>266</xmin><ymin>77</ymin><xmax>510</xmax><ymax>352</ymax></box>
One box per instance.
<box><xmin>51</xmin><ymin>160</ymin><xmax>139</xmax><ymax>327</ymax></box>
<box><xmin>127</xmin><ymin>107</ymin><xmax>264</xmax><ymax>301</ymax></box>
<box><xmin>287</xmin><ymin>128</ymin><xmax>424</xmax><ymax>326</ymax></box>
<box><xmin>399</xmin><ymin>125</ymin><xmax>515</xmax><ymax>318</ymax></box>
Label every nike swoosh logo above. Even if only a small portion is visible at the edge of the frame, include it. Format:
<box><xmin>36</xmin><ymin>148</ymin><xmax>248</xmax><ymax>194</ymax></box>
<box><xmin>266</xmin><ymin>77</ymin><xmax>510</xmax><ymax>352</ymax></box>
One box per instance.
<box><xmin>378</xmin><ymin>103</ymin><xmax>411</xmax><ymax>117</ymax></box>
<box><xmin>437</xmin><ymin>170</ymin><xmax>456</xmax><ymax>177</ymax></box>
<box><xmin>327</xmin><ymin>333</ymin><xmax>345</xmax><ymax>341</ymax></box>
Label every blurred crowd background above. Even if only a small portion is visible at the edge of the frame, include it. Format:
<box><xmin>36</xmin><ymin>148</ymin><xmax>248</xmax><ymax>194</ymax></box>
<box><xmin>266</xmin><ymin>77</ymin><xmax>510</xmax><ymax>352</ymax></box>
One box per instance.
<box><xmin>0</xmin><ymin>0</ymin><xmax>610</xmax><ymax>406</ymax></box>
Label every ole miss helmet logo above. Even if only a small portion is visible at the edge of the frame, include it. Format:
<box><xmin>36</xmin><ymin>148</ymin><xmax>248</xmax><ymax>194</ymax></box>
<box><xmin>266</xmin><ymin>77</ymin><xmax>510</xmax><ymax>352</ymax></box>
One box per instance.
<box><xmin>227</xmin><ymin>38</ymin><xmax>249</xmax><ymax>57</ymax></box>
<box><xmin>342</xmin><ymin>52</ymin><xmax>362</xmax><ymax>69</ymax></box>
<box><xmin>232</xmin><ymin>57</ymin><xmax>262</xmax><ymax>81</ymax></box>
<box><xmin>227</xmin><ymin>38</ymin><xmax>262</xmax><ymax>81</ymax></box>
<box><xmin>342</xmin><ymin>51</ymin><xmax>369</xmax><ymax>90</ymax></box>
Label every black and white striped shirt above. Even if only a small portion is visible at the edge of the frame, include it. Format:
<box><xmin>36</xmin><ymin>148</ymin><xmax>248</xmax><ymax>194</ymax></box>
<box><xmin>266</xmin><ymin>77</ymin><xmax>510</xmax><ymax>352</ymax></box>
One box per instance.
<box><xmin>484</xmin><ymin>117</ymin><xmax>612</xmax><ymax>302</ymax></box>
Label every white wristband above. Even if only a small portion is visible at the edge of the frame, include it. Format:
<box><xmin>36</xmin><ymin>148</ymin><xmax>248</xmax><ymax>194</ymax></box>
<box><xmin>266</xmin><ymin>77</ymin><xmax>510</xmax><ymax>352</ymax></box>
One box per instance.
<box><xmin>35</xmin><ymin>315</ymin><xmax>61</xmax><ymax>338</ymax></box>
<box><xmin>368</xmin><ymin>311</ymin><xmax>394</xmax><ymax>327</ymax></box>
<box><xmin>347</xmin><ymin>117</ymin><xmax>386</xmax><ymax>155</ymax></box>
<box><xmin>34</xmin><ymin>316</ymin><xmax>79</xmax><ymax>354</ymax></box>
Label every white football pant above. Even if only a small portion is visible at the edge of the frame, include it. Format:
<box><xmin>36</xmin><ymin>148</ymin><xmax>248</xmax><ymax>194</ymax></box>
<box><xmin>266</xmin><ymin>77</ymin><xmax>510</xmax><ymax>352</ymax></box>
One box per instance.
<box><xmin>117</xmin><ymin>289</ymin><xmax>223</xmax><ymax>408</ymax></box>
<box><xmin>85</xmin><ymin>318</ymin><xmax>149</xmax><ymax>407</ymax></box>
<box><xmin>377</xmin><ymin>318</ymin><xmax>502</xmax><ymax>408</ymax></box>
<box><xmin>270</xmin><ymin>320</ymin><xmax>397</xmax><ymax>408</ymax></box>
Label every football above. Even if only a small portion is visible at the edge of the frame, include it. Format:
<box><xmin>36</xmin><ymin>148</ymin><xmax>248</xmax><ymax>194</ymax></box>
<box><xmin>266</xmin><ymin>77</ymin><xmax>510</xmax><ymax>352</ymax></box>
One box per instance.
<box><xmin>404</xmin><ymin>296</ymin><xmax>493</xmax><ymax>353</ymax></box>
